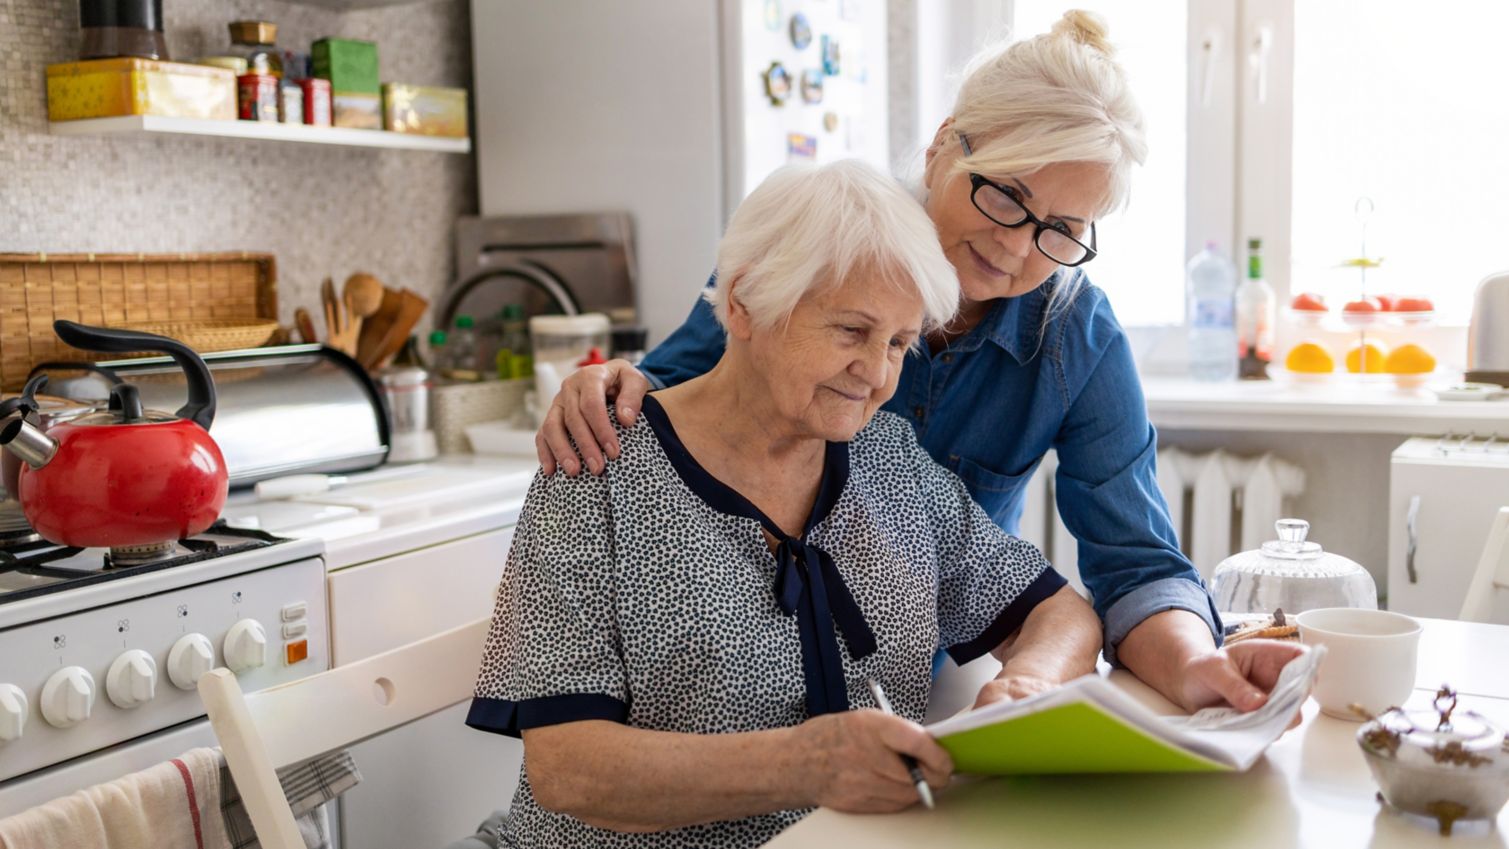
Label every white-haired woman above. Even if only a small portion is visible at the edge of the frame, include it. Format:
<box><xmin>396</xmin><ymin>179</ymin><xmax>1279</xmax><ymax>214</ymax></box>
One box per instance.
<box><xmin>536</xmin><ymin>11</ymin><xmax>1304</xmax><ymax>716</ymax></box>
<box><xmin>467</xmin><ymin>159</ymin><xmax>1099</xmax><ymax>846</ymax></box>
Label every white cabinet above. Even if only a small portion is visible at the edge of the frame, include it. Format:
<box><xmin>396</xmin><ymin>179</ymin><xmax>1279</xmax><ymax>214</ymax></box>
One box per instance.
<box><xmin>1388</xmin><ymin>438</ymin><xmax>1509</xmax><ymax>618</ymax></box>
<box><xmin>330</xmin><ymin>527</ymin><xmax>523</xmax><ymax>849</ymax></box>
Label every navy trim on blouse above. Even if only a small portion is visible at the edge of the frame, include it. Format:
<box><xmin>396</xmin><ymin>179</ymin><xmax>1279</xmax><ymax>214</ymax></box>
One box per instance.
<box><xmin>945</xmin><ymin>567</ymin><xmax>1068</xmax><ymax>664</ymax></box>
<box><xmin>465</xmin><ymin>693</ymin><xmax>630</xmax><ymax>739</ymax></box>
<box><xmin>639</xmin><ymin>394</ymin><xmax>876</xmax><ymax>716</ymax></box>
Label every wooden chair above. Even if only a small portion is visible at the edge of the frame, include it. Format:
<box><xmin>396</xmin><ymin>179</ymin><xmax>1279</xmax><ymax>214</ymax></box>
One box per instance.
<box><xmin>198</xmin><ymin>619</ymin><xmax>491</xmax><ymax>849</ymax></box>
<box><xmin>1459</xmin><ymin>507</ymin><xmax>1509</xmax><ymax>624</ymax></box>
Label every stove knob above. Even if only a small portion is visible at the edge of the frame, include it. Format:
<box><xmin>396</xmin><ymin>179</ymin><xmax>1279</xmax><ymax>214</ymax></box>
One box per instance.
<box><xmin>168</xmin><ymin>633</ymin><xmax>215</xmax><ymax>690</ymax></box>
<box><xmin>223</xmin><ymin>619</ymin><xmax>267</xmax><ymax>674</ymax></box>
<box><xmin>40</xmin><ymin>667</ymin><xmax>95</xmax><ymax>728</ymax></box>
<box><xmin>0</xmin><ymin>684</ymin><xmax>28</xmax><ymax>742</ymax></box>
<box><xmin>106</xmin><ymin>650</ymin><xmax>158</xmax><ymax>709</ymax></box>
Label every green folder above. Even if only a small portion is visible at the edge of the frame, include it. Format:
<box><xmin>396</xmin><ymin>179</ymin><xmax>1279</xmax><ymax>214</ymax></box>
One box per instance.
<box><xmin>936</xmin><ymin>700</ymin><xmax>1229</xmax><ymax>774</ymax></box>
<box><xmin>925</xmin><ymin>651</ymin><xmax>1323</xmax><ymax>776</ymax></box>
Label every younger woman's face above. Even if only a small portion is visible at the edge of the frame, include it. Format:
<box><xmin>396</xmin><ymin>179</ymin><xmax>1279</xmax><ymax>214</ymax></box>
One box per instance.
<box><xmin>923</xmin><ymin>136</ymin><xmax>1108</xmax><ymax>305</ymax></box>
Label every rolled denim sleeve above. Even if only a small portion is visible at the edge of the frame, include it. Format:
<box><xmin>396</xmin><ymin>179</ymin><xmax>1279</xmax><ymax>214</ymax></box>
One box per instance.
<box><xmin>637</xmin><ymin>274</ymin><xmax>727</xmax><ymax>390</ymax></box>
<box><xmin>1051</xmin><ymin>296</ymin><xmax>1222</xmax><ymax>665</ymax></box>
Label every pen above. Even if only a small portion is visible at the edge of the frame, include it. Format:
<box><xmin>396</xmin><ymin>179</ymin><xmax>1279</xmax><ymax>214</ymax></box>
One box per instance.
<box><xmin>865</xmin><ymin>677</ymin><xmax>935</xmax><ymax>810</ymax></box>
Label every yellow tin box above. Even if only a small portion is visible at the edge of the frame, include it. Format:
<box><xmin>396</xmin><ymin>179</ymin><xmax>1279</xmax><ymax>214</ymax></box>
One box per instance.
<box><xmin>382</xmin><ymin>83</ymin><xmax>468</xmax><ymax>137</ymax></box>
<box><xmin>47</xmin><ymin>58</ymin><xmax>236</xmax><ymax>121</ymax></box>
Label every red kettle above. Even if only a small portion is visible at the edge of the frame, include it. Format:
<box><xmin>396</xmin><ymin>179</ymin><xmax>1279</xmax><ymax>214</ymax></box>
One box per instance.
<box><xmin>0</xmin><ymin>321</ymin><xmax>228</xmax><ymax>551</ymax></box>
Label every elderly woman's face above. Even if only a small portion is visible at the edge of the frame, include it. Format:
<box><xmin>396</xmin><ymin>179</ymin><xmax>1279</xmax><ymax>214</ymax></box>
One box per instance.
<box><xmin>924</xmin><ymin>142</ymin><xmax>1107</xmax><ymax>304</ymax></box>
<box><xmin>736</xmin><ymin>270</ymin><xmax>923</xmax><ymax>443</ymax></box>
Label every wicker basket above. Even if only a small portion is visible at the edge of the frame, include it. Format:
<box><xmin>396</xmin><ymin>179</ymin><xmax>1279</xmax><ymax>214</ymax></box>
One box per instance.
<box><xmin>431</xmin><ymin>379</ymin><xmax>530</xmax><ymax>455</ymax></box>
<box><xmin>106</xmin><ymin>318</ymin><xmax>281</xmax><ymax>355</ymax></box>
<box><xmin>0</xmin><ymin>252</ymin><xmax>277</xmax><ymax>391</ymax></box>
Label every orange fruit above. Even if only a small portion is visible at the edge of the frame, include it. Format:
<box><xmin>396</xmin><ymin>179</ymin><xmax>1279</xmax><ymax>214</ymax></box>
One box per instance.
<box><xmin>1285</xmin><ymin>342</ymin><xmax>1334</xmax><ymax>373</ymax></box>
<box><xmin>1346</xmin><ymin>342</ymin><xmax>1388</xmax><ymax>373</ymax></box>
<box><xmin>1385</xmin><ymin>343</ymin><xmax>1435</xmax><ymax>374</ymax></box>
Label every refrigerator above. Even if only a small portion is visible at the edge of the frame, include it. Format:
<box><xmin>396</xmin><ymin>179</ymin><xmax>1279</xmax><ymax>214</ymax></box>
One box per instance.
<box><xmin>470</xmin><ymin>0</ymin><xmax>890</xmax><ymax>343</ymax></box>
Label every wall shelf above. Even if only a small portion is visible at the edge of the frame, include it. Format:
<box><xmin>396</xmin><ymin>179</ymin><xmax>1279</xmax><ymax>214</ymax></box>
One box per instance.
<box><xmin>49</xmin><ymin>115</ymin><xmax>471</xmax><ymax>153</ymax></box>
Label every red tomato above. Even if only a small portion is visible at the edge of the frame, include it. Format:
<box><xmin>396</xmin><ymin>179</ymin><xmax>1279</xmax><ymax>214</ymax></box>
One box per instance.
<box><xmin>1343</xmin><ymin>297</ymin><xmax>1383</xmax><ymax>313</ymax></box>
<box><xmin>1290</xmin><ymin>293</ymin><xmax>1327</xmax><ymax>312</ymax></box>
<box><xmin>1394</xmin><ymin>296</ymin><xmax>1434</xmax><ymax>312</ymax></box>
<box><xmin>1375</xmin><ymin>294</ymin><xmax>1398</xmax><ymax>311</ymax></box>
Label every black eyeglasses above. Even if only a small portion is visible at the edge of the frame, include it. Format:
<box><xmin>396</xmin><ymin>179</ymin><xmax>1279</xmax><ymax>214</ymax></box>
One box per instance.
<box><xmin>958</xmin><ymin>134</ymin><xmax>1098</xmax><ymax>267</ymax></box>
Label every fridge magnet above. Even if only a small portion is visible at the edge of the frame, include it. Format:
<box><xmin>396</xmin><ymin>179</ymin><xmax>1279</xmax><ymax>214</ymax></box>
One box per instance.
<box><xmin>821</xmin><ymin>35</ymin><xmax>841</xmax><ymax>76</ymax></box>
<box><xmin>789</xmin><ymin>13</ymin><xmax>813</xmax><ymax>50</ymax></box>
<box><xmin>822</xmin><ymin>111</ymin><xmax>839</xmax><ymax>132</ymax></box>
<box><xmin>763</xmin><ymin>0</ymin><xmax>782</xmax><ymax>31</ymax></box>
<box><xmin>762</xmin><ymin>61</ymin><xmax>793</xmax><ymax>106</ymax></box>
<box><xmin>800</xmin><ymin>69</ymin><xmax>824</xmax><ymax>104</ymax></box>
<box><xmin>787</xmin><ymin>132</ymin><xmax>817</xmax><ymax>160</ymax></box>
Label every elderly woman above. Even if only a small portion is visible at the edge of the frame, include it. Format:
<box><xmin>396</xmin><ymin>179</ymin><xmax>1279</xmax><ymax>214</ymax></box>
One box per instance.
<box><xmin>536</xmin><ymin>10</ymin><xmax>1304</xmax><ymax>715</ymax></box>
<box><xmin>466</xmin><ymin>159</ymin><xmax>1099</xmax><ymax>847</ymax></box>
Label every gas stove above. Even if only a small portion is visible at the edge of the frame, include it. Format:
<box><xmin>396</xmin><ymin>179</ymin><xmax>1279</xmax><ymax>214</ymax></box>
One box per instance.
<box><xmin>0</xmin><ymin>520</ymin><xmax>281</xmax><ymax>605</ymax></box>
<box><xmin>0</xmin><ymin>513</ymin><xmax>328</xmax><ymax>806</ymax></box>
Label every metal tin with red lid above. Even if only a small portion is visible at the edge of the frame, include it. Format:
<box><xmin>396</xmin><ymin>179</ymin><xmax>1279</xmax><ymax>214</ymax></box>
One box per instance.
<box><xmin>237</xmin><ymin>73</ymin><xmax>278</xmax><ymax>121</ymax></box>
<box><xmin>299</xmin><ymin>77</ymin><xmax>331</xmax><ymax>126</ymax></box>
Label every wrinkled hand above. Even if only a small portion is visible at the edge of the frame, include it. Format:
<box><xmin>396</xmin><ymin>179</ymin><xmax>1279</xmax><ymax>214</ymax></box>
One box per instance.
<box><xmin>535</xmin><ymin>359</ymin><xmax>651</xmax><ymax>476</ymax></box>
<box><xmin>972</xmin><ymin>673</ymin><xmax>1058</xmax><ymax>710</ymax></box>
<box><xmin>1178</xmin><ymin>639</ymin><xmax>1309</xmax><ymax>728</ymax></box>
<box><xmin>796</xmin><ymin>710</ymin><xmax>953</xmax><ymax>813</ymax></box>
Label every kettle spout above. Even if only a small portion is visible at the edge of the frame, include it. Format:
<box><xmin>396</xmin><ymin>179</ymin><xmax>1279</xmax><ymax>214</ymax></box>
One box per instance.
<box><xmin>0</xmin><ymin>419</ymin><xmax>57</xmax><ymax>469</ymax></box>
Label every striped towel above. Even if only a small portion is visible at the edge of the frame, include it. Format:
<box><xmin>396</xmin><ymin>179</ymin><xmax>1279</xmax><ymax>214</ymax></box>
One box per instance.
<box><xmin>0</xmin><ymin>748</ymin><xmax>229</xmax><ymax>849</ymax></box>
<box><xmin>0</xmin><ymin>749</ymin><xmax>360</xmax><ymax>849</ymax></box>
<box><xmin>220</xmin><ymin>750</ymin><xmax>362</xmax><ymax>849</ymax></box>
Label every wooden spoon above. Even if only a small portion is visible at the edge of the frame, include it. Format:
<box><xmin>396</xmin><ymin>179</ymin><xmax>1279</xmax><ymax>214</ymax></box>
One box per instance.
<box><xmin>342</xmin><ymin>272</ymin><xmax>385</xmax><ymax>348</ymax></box>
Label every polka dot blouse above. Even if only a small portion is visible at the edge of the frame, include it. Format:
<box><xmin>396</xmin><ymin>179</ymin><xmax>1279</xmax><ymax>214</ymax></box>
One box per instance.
<box><xmin>467</xmin><ymin>395</ymin><xmax>1065</xmax><ymax>848</ymax></box>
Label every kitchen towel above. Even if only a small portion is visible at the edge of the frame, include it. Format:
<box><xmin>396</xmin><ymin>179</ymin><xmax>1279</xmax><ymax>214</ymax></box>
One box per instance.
<box><xmin>220</xmin><ymin>750</ymin><xmax>362</xmax><ymax>849</ymax></box>
<box><xmin>0</xmin><ymin>748</ymin><xmax>359</xmax><ymax>849</ymax></box>
<box><xmin>0</xmin><ymin>747</ymin><xmax>230</xmax><ymax>849</ymax></box>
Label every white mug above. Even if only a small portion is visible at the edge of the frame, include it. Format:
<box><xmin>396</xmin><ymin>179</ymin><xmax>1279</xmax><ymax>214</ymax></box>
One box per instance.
<box><xmin>1295</xmin><ymin>607</ymin><xmax>1422</xmax><ymax>720</ymax></box>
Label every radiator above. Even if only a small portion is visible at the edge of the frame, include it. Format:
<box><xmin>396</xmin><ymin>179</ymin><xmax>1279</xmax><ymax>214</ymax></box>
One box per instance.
<box><xmin>1017</xmin><ymin>449</ymin><xmax>1305</xmax><ymax>590</ymax></box>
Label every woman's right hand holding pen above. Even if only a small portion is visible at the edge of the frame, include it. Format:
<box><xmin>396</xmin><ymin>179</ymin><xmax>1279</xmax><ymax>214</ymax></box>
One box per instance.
<box><xmin>793</xmin><ymin>711</ymin><xmax>952</xmax><ymax>812</ymax></box>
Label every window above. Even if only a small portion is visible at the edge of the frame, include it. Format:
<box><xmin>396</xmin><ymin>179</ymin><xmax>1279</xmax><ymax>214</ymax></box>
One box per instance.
<box><xmin>1013</xmin><ymin>2</ymin><xmax>1190</xmax><ymax>327</ymax></box>
<box><xmin>1289</xmin><ymin>0</ymin><xmax>1509</xmax><ymax>324</ymax></box>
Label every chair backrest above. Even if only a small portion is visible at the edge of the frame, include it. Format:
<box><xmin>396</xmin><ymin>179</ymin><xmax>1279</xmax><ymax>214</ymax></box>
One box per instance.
<box><xmin>1459</xmin><ymin>507</ymin><xmax>1509</xmax><ymax>624</ymax></box>
<box><xmin>198</xmin><ymin>618</ymin><xmax>491</xmax><ymax>849</ymax></box>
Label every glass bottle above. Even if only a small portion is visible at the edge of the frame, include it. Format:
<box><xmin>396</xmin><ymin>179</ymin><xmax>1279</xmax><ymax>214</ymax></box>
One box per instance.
<box><xmin>1237</xmin><ymin>237</ymin><xmax>1277</xmax><ymax>380</ymax></box>
<box><xmin>495</xmin><ymin>304</ymin><xmax>534</xmax><ymax>380</ymax></box>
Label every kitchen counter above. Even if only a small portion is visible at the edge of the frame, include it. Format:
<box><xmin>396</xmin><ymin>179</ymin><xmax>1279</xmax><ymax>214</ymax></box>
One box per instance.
<box><xmin>1141</xmin><ymin>377</ymin><xmax>1509</xmax><ymax>435</ymax></box>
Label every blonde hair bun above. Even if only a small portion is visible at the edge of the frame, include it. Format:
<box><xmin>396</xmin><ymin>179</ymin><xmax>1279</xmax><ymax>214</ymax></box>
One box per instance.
<box><xmin>1050</xmin><ymin>9</ymin><xmax>1114</xmax><ymax>57</ymax></box>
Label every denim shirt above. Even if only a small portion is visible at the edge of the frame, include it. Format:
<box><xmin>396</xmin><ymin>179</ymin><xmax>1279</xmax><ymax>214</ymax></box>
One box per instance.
<box><xmin>639</xmin><ymin>270</ymin><xmax>1222</xmax><ymax>664</ymax></box>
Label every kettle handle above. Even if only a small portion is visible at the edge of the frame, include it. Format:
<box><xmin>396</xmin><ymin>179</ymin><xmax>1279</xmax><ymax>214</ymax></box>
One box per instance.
<box><xmin>51</xmin><ymin>321</ymin><xmax>216</xmax><ymax>431</ymax></box>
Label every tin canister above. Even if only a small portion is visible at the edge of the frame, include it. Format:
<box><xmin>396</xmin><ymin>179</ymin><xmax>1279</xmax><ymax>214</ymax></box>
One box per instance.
<box><xmin>278</xmin><ymin>82</ymin><xmax>303</xmax><ymax>124</ymax></box>
<box><xmin>299</xmin><ymin>78</ymin><xmax>331</xmax><ymax>126</ymax></box>
<box><xmin>237</xmin><ymin>73</ymin><xmax>278</xmax><ymax>121</ymax></box>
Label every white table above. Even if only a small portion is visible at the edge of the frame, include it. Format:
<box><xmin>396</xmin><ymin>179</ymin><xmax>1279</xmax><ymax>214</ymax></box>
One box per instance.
<box><xmin>768</xmin><ymin>618</ymin><xmax>1509</xmax><ymax>849</ymax></box>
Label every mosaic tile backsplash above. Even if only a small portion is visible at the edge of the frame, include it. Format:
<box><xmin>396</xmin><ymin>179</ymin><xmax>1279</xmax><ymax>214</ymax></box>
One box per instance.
<box><xmin>0</xmin><ymin>0</ymin><xmax>476</xmax><ymax>328</ymax></box>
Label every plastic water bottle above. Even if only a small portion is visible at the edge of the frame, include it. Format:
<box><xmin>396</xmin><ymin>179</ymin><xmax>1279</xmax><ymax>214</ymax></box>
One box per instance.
<box><xmin>1187</xmin><ymin>242</ymin><xmax>1238</xmax><ymax>381</ymax></box>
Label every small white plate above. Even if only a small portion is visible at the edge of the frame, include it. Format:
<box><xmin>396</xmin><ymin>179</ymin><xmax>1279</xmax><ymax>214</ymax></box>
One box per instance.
<box><xmin>1430</xmin><ymin>382</ymin><xmax>1504</xmax><ymax>401</ymax></box>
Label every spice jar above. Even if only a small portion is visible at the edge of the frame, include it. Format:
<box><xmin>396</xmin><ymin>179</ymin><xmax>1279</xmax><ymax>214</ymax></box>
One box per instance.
<box><xmin>228</xmin><ymin>20</ymin><xmax>282</xmax><ymax>79</ymax></box>
<box><xmin>1357</xmin><ymin>687</ymin><xmax>1509</xmax><ymax>835</ymax></box>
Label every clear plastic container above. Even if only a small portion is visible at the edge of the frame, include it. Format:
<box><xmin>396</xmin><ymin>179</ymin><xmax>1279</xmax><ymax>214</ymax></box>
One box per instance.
<box><xmin>1210</xmin><ymin>518</ymin><xmax>1378</xmax><ymax>614</ymax></box>
<box><xmin>529</xmin><ymin>313</ymin><xmax>610</xmax><ymax>422</ymax></box>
